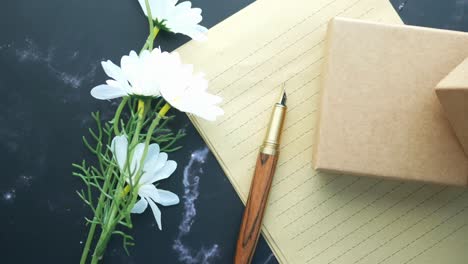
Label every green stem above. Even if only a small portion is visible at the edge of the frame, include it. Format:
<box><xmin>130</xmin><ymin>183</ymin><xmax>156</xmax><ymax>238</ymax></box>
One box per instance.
<box><xmin>144</xmin><ymin>0</ymin><xmax>154</xmax><ymax>33</ymax></box>
<box><xmin>91</xmin><ymin>218</ymin><xmax>117</xmax><ymax>263</ymax></box>
<box><xmin>113</xmin><ymin>97</ymin><xmax>128</xmax><ymax>136</ymax></box>
<box><xmin>140</xmin><ymin>27</ymin><xmax>160</xmax><ymax>53</ymax></box>
<box><xmin>132</xmin><ymin>103</ymin><xmax>171</xmax><ymax>190</ymax></box>
<box><xmin>130</xmin><ymin>99</ymin><xmax>149</xmax><ymax>148</ymax></box>
<box><xmin>103</xmin><ymin>100</ymin><xmax>151</xmax><ymax>231</ymax></box>
<box><xmin>91</xmin><ymin>181</ymin><xmax>124</xmax><ymax>263</ymax></box>
<box><xmin>122</xmin><ymin>103</ymin><xmax>172</xmax><ymax>215</ymax></box>
<box><xmin>79</xmin><ymin>164</ymin><xmax>115</xmax><ymax>264</ymax></box>
<box><xmin>139</xmin><ymin>0</ymin><xmax>160</xmax><ymax>53</ymax></box>
<box><xmin>80</xmin><ymin>2</ymin><xmax>168</xmax><ymax>262</ymax></box>
<box><xmin>85</xmin><ymin>102</ymin><xmax>171</xmax><ymax>263</ymax></box>
<box><xmin>80</xmin><ymin>221</ymin><xmax>97</xmax><ymax>264</ymax></box>
<box><xmin>148</xmin><ymin>27</ymin><xmax>159</xmax><ymax>51</ymax></box>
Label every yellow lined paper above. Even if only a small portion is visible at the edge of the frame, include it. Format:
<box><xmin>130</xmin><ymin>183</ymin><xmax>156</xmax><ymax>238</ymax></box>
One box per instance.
<box><xmin>176</xmin><ymin>0</ymin><xmax>468</xmax><ymax>263</ymax></box>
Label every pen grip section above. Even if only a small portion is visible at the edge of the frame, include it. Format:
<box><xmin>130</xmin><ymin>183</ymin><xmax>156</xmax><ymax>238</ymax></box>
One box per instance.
<box><xmin>234</xmin><ymin>153</ymin><xmax>278</xmax><ymax>264</ymax></box>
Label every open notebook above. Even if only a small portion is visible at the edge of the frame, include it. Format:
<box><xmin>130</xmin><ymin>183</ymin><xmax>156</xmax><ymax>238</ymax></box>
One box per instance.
<box><xmin>176</xmin><ymin>0</ymin><xmax>468</xmax><ymax>263</ymax></box>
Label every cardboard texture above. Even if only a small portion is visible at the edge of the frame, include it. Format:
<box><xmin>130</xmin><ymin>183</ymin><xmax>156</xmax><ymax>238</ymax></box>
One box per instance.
<box><xmin>313</xmin><ymin>17</ymin><xmax>468</xmax><ymax>186</ymax></box>
<box><xmin>435</xmin><ymin>57</ymin><xmax>468</xmax><ymax>157</ymax></box>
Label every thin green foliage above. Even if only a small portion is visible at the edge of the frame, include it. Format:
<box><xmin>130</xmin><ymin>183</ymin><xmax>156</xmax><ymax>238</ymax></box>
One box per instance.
<box><xmin>74</xmin><ymin>97</ymin><xmax>184</xmax><ymax>263</ymax></box>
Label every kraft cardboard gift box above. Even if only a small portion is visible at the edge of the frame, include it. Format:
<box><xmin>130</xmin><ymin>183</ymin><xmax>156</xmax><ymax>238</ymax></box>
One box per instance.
<box><xmin>313</xmin><ymin>17</ymin><xmax>468</xmax><ymax>186</ymax></box>
<box><xmin>435</xmin><ymin>57</ymin><xmax>468</xmax><ymax>158</ymax></box>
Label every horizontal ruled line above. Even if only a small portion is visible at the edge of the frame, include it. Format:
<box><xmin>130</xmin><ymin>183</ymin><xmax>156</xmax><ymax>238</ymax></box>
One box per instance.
<box><xmin>270</xmin><ymin>167</ymin><xmax>316</xmax><ymax>205</ymax></box>
<box><xmin>282</xmin><ymin>178</ymin><xmax>361</xmax><ymax>225</ymax></box>
<box><xmin>291</xmin><ymin>179</ymin><xmax>383</xmax><ymax>240</ymax></box>
<box><xmin>356</xmin><ymin>190</ymin><xmax>465</xmax><ymax>264</ymax></box>
<box><xmin>300</xmin><ymin>182</ymin><xmax>411</xmax><ymax>253</ymax></box>
<box><xmin>209</xmin><ymin>0</ymin><xmax>341</xmax><ymax>83</ymax></box>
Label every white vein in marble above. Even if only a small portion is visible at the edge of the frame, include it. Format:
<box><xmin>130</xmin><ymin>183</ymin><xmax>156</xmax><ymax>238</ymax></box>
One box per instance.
<box><xmin>398</xmin><ymin>0</ymin><xmax>409</xmax><ymax>11</ymax></box>
<box><xmin>262</xmin><ymin>253</ymin><xmax>275</xmax><ymax>264</ymax></box>
<box><xmin>173</xmin><ymin>147</ymin><xmax>220</xmax><ymax>264</ymax></box>
<box><xmin>12</xmin><ymin>38</ymin><xmax>97</xmax><ymax>89</ymax></box>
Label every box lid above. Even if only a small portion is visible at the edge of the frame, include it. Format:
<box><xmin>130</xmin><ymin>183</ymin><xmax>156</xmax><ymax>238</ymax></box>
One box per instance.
<box><xmin>313</xmin><ymin>17</ymin><xmax>468</xmax><ymax>186</ymax></box>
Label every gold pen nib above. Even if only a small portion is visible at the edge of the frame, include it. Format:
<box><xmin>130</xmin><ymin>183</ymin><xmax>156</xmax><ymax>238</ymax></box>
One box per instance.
<box><xmin>278</xmin><ymin>83</ymin><xmax>287</xmax><ymax>106</ymax></box>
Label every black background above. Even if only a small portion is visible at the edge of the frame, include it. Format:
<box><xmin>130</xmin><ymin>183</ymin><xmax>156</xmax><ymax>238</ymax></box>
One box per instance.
<box><xmin>0</xmin><ymin>0</ymin><xmax>467</xmax><ymax>263</ymax></box>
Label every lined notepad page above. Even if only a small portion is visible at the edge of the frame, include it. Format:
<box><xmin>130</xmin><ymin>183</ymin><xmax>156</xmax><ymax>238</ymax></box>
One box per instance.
<box><xmin>177</xmin><ymin>0</ymin><xmax>468</xmax><ymax>263</ymax></box>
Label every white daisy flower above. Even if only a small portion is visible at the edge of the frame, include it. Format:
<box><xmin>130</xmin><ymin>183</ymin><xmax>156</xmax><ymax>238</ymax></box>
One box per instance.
<box><xmin>158</xmin><ymin>54</ymin><xmax>224</xmax><ymax>121</ymax></box>
<box><xmin>91</xmin><ymin>49</ymin><xmax>174</xmax><ymax>100</ymax></box>
<box><xmin>111</xmin><ymin>135</ymin><xmax>179</xmax><ymax>230</ymax></box>
<box><xmin>138</xmin><ymin>0</ymin><xmax>208</xmax><ymax>41</ymax></box>
<box><xmin>91</xmin><ymin>48</ymin><xmax>223</xmax><ymax>121</ymax></box>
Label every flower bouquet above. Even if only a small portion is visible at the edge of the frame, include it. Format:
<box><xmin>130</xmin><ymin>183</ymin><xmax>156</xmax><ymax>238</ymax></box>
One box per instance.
<box><xmin>74</xmin><ymin>0</ymin><xmax>222</xmax><ymax>263</ymax></box>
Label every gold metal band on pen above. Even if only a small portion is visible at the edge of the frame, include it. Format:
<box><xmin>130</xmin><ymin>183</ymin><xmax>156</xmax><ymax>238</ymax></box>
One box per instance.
<box><xmin>260</xmin><ymin>104</ymin><xmax>287</xmax><ymax>155</ymax></box>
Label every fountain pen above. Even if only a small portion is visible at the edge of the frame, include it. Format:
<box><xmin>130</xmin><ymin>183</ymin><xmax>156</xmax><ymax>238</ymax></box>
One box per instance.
<box><xmin>234</xmin><ymin>86</ymin><xmax>287</xmax><ymax>264</ymax></box>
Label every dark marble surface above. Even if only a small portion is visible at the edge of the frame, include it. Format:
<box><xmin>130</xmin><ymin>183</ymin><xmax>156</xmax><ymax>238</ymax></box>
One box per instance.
<box><xmin>0</xmin><ymin>0</ymin><xmax>467</xmax><ymax>263</ymax></box>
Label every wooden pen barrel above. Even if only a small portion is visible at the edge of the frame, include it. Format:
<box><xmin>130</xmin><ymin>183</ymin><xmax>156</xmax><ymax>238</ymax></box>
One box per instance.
<box><xmin>234</xmin><ymin>152</ymin><xmax>279</xmax><ymax>264</ymax></box>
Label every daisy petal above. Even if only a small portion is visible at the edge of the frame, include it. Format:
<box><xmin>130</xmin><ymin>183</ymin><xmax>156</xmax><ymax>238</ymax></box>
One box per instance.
<box><xmin>138</xmin><ymin>0</ymin><xmax>207</xmax><ymax>41</ymax></box>
<box><xmin>130</xmin><ymin>143</ymin><xmax>145</xmax><ymax>176</ymax></box>
<box><xmin>137</xmin><ymin>0</ymin><xmax>149</xmax><ymax>17</ymax></box>
<box><xmin>131</xmin><ymin>198</ymin><xmax>148</xmax><ymax>214</ymax></box>
<box><xmin>111</xmin><ymin>135</ymin><xmax>128</xmax><ymax>171</ymax></box>
<box><xmin>156</xmin><ymin>189</ymin><xmax>179</xmax><ymax>206</ymax></box>
<box><xmin>106</xmin><ymin>80</ymin><xmax>122</xmax><ymax>88</ymax></box>
<box><xmin>138</xmin><ymin>184</ymin><xmax>160</xmax><ymax>201</ymax></box>
<box><xmin>102</xmin><ymin>60</ymin><xmax>124</xmax><ymax>83</ymax></box>
<box><xmin>140</xmin><ymin>154</ymin><xmax>171</xmax><ymax>185</ymax></box>
<box><xmin>147</xmin><ymin>198</ymin><xmax>162</xmax><ymax>230</ymax></box>
<box><xmin>90</xmin><ymin>85</ymin><xmax>127</xmax><ymax>100</ymax></box>
<box><xmin>152</xmin><ymin>152</ymin><xmax>169</xmax><ymax>173</ymax></box>
<box><xmin>138</xmin><ymin>0</ymin><xmax>165</xmax><ymax>21</ymax></box>
<box><xmin>120</xmin><ymin>53</ymin><xmax>141</xmax><ymax>90</ymax></box>
<box><xmin>149</xmin><ymin>160</ymin><xmax>177</xmax><ymax>183</ymax></box>
<box><xmin>142</xmin><ymin>143</ymin><xmax>161</xmax><ymax>175</ymax></box>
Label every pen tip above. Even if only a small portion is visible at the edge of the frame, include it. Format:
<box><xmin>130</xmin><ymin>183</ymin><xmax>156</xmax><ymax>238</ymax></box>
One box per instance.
<box><xmin>279</xmin><ymin>83</ymin><xmax>287</xmax><ymax>106</ymax></box>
